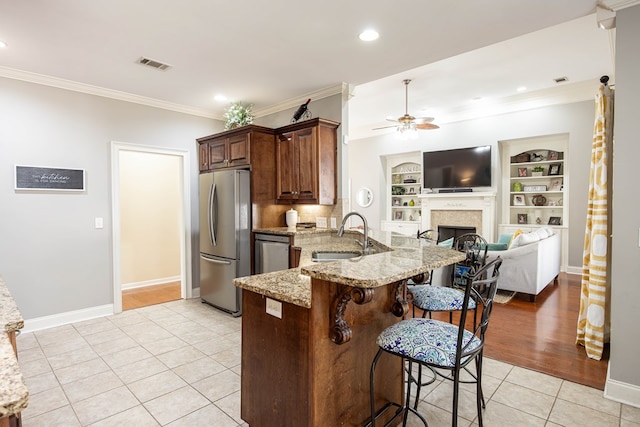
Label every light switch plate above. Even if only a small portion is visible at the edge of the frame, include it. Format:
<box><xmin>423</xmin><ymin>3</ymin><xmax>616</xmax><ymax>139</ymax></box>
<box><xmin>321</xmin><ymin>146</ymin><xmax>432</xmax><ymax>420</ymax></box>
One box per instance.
<box><xmin>316</xmin><ymin>217</ymin><xmax>327</xmax><ymax>228</ymax></box>
<box><xmin>95</xmin><ymin>217</ymin><xmax>104</xmax><ymax>229</ymax></box>
<box><xmin>266</xmin><ymin>298</ymin><xmax>282</xmax><ymax>319</ymax></box>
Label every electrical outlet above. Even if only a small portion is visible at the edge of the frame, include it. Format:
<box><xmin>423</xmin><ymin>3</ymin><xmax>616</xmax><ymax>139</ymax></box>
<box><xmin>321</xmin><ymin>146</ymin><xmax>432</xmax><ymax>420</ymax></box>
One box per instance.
<box><xmin>330</xmin><ymin>217</ymin><xmax>337</xmax><ymax>229</ymax></box>
<box><xmin>266</xmin><ymin>298</ymin><xmax>282</xmax><ymax>319</ymax></box>
<box><xmin>95</xmin><ymin>217</ymin><xmax>104</xmax><ymax>229</ymax></box>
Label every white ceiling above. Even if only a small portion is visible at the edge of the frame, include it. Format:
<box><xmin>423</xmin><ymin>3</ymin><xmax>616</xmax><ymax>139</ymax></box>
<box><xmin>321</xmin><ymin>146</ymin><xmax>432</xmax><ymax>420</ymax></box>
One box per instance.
<box><xmin>0</xmin><ymin>0</ymin><xmax>632</xmax><ymax>139</ymax></box>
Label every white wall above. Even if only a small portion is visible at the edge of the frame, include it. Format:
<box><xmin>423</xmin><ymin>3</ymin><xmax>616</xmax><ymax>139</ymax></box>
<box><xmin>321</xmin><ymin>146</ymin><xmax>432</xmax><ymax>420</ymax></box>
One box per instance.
<box><xmin>348</xmin><ymin>100</ymin><xmax>593</xmax><ymax>270</ymax></box>
<box><xmin>608</xmin><ymin>3</ymin><xmax>640</xmax><ymax>402</ymax></box>
<box><xmin>0</xmin><ymin>77</ymin><xmax>219</xmax><ymax>319</ymax></box>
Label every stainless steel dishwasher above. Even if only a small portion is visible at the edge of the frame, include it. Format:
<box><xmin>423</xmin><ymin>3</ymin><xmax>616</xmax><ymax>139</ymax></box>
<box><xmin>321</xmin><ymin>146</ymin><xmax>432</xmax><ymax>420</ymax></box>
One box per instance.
<box><xmin>254</xmin><ymin>233</ymin><xmax>290</xmax><ymax>274</ymax></box>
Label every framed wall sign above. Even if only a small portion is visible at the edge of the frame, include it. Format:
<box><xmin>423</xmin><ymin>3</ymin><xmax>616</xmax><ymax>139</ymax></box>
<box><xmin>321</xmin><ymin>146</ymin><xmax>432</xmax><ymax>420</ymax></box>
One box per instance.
<box><xmin>15</xmin><ymin>165</ymin><xmax>85</xmax><ymax>191</ymax></box>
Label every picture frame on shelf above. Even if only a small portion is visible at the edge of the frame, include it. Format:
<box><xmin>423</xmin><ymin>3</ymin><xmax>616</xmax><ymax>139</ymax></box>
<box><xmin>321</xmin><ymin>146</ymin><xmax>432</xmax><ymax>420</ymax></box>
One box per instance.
<box><xmin>548</xmin><ymin>216</ymin><xmax>562</xmax><ymax>225</ymax></box>
<box><xmin>518</xmin><ymin>167</ymin><xmax>528</xmax><ymax>177</ymax></box>
<box><xmin>513</xmin><ymin>194</ymin><xmax>526</xmax><ymax>206</ymax></box>
<box><xmin>517</xmin><ymin>213</ymin><xmax>528</xmax><ymax>224</ymax></box>
<box><xmin>394</xmin><ymin>211</ymin><xmax>404</xmax><ymax>220</ymax></box>
<box><xmin>549</xmin><ymin>178</ymin><xmax>563</xmax><ymax>191</ymax></box>
<box><xmin>548</xmin><ymin>151</ymin><xmax>559</xmax><ymax>161</ymax></box>
<box><xmin>408</xmin><ymin>187</ymin><xmax>416</xmax><ymax>195</ymax></box>
<box><xmin>548</xmin><ymin>163</ymin><xmax>561</xmax><ymax>176</ymax></box>
<box><xmin>392</xmin><ymin>197</ymin><xmax>401</xmax><ymax>206</ymax></box>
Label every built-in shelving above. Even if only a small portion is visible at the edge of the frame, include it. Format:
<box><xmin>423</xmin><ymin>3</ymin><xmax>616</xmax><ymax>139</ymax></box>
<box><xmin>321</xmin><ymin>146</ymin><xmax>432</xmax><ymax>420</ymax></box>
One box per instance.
<box><xmin>381</xmin><ymin>152</ymin><xmax>422</xmax><ymax>236</ymax></box>
<box><xmin>499</xmin><ymin>134</ymin><xmax>569</xmax><ymax>271</ymax></box>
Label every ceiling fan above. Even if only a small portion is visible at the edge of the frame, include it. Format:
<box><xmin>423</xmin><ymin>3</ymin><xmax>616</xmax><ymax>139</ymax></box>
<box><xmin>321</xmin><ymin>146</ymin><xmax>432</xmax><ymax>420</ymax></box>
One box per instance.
<box><xmin>373</xmin><ymin>79</ymin><xmax>439</xmax><ymax>132</ymax></box>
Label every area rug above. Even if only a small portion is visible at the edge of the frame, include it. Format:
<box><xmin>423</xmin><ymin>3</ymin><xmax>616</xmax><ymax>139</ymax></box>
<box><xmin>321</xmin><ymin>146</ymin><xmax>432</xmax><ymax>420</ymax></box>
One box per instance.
<box><xmin>494</xmin><ymin>290</ymin><xmax>516</xmax><ymax>304</ymax></box>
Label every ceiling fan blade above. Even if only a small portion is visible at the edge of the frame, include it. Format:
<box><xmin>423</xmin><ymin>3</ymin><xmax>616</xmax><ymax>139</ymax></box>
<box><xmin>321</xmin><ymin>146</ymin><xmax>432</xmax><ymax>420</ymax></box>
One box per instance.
<box><xmin>416</xmin><ymin>123</ymin><xmax>440</xmax><ymax>130</ymax></box>
<box><xmin>414</xmin><ymin>117</ymin><xmax>435</xmax><ymax>123</ymax></box>
<box><xmin>385</xmin><ymin>118</ymin><xmax>400</xmax><ymax>123</ymax></box>
<box><xmin>372</xmin><ymin>124</ymin><xmax>399</xmax><ymax>130</ymax></box>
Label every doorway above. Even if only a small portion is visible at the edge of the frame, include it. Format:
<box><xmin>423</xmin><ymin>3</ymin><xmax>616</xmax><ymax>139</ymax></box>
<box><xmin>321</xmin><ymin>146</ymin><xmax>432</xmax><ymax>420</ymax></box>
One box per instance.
<box><xmin>111</xmin><ymin>142</ymin><xmax>192</xmax><ymax>313</ymax></box>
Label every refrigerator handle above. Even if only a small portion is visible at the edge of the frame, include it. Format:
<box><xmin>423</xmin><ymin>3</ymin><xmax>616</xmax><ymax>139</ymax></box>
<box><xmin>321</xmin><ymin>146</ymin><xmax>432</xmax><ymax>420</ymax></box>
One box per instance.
<box><xmin>200</xmin><ymin>254</ymin><xmax>231</xmax><ymax>265</ymax></box>
<box><xmin>209</xmin><ymin>182</ymin><xmax>217</xmax><ymax>246</ymax></box>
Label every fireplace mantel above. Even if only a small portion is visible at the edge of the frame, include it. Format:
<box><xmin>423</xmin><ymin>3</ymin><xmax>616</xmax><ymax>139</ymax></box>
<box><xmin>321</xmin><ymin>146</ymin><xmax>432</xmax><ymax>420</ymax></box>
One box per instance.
<box><xmin>419</xmin><ymin>192</ymin><xmax>497</xmax><ymax>241</ymax></box>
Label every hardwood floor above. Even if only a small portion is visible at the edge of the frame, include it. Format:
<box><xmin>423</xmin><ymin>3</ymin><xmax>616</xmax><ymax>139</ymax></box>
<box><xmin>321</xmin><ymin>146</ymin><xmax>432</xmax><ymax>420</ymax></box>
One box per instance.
<box><xmin>420</xmin><ymin>272</ymin><xmax>608</xmax><ymax>390</ymax></box>
<box><xmin>122</xmin><ymin>281</ymin><xmax>181</xmax><ymax>310</ymax></box>
<box><xmin>484</xmin><ymin>272</ymin><xmax>609</xmax><ymax>390</ymax></box>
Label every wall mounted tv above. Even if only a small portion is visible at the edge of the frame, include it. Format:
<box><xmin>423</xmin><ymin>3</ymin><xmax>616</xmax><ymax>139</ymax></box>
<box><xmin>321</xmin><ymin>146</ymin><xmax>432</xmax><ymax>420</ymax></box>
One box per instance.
<box><xmin>422</xmin><ymin>145</ymin><xmax>492</xmax><ymax>191</ymax></box>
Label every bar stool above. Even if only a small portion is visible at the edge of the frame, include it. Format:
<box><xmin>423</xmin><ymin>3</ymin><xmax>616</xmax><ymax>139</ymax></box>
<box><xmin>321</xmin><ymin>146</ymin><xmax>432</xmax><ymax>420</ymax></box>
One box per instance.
<box><xmin>368</xmin><ymin>257</ymin><xmax>502</xmax><ymax>427</ymax></box>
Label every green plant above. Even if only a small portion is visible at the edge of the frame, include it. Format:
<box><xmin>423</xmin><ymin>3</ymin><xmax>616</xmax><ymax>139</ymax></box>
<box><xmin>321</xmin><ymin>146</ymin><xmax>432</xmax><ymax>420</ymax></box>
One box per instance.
<box><xmin>532</xmin><ymin>166</ymin><xmax>545</xmax><ymax>172</ymax></box>
<box><xmin>223</xmin><ymin>102</ymin><xmax>255</xmax><ymax>130</ymax></box>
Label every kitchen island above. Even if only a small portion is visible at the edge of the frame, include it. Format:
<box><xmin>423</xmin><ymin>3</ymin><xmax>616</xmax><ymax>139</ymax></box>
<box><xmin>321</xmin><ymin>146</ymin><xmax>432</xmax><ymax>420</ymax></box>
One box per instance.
<box><xmin>0</xmin><ymin>278</ymin><xmax>28</xmax><ymax>427</ymax></box>
<box><xmin>234</xmin><ymin>229</ymin><xmax>464</xmax><ymax>427</ymax></box>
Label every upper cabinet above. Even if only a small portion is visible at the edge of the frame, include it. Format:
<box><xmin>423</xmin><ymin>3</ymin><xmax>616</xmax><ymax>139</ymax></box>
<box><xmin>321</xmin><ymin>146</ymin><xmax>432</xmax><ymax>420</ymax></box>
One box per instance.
<box><xmin>275</xmin><ymin>118</ymin><xmax>340</xmax><ymax>205</ymax></box>
<box><xmin>197</xmin><ymin>125</ymin><xmax>273</xmax><ymax>172</ymax></box>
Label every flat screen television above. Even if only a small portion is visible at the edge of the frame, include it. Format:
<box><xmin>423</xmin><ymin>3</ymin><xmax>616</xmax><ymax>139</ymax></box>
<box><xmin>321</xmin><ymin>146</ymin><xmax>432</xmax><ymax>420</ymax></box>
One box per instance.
<box><xmin>423</xmin><ymin>145</ymin><xmax>492</xmax><ymax>190</ymax></box>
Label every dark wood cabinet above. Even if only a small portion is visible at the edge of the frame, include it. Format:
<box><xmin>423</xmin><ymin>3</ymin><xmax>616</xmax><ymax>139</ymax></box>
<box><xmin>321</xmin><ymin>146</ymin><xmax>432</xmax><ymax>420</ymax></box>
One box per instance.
<box><xmin>198</xmin><ymin>130</ymin><xmax>252</xmax><ymax>171</ymax></box>
<box><xmin>275</xmin><ymin>118</ymin><xmax>339</xmax><ymax>205</ymax></box>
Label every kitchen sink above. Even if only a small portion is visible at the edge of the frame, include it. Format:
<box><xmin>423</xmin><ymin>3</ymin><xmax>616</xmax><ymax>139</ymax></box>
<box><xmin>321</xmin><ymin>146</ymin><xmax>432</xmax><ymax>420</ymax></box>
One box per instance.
<box><xmin>311</xmin><ymin>251</ymin><xmax>362</xmax><ymax>262</ymax></box>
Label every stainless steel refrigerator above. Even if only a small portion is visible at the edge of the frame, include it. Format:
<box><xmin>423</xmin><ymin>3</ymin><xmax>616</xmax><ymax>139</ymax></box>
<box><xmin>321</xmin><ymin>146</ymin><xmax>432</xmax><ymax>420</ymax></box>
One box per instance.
<box><xmin>199</xmin><ymin>169</ymin><xmax>250</xmax><ymax>316</ymax></box>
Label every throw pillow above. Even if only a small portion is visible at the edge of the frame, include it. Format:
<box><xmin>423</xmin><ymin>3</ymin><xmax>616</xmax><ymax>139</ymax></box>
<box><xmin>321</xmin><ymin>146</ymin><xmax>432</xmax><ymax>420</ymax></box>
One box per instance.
<box><xmin>509</xmin><ymin>229</ymin><xmax>523</xmax><ymax>248</ymax></box>
<box><xmin>510</xmin><ymin>231</ymin><xmax>541</xmax><ymax>248</ymax></box>
<box><xmin>438</xmin><ymin>237</ymin><xmax>454</xmax><ymax>248</ymax></box>
<box><xmin>497</xmin><ymin>233</ymin><xmax>513</xmax><ymax>245</ymax></box>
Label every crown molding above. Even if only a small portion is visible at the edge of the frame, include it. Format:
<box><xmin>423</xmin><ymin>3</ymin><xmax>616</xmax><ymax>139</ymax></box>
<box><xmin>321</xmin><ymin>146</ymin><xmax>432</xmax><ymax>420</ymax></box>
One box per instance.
<box><xmin>0</xmin><ymin>66</ymin><xmax>219</xmax><ymax>119</ymax></box>
<box><xmin>253</xmin><ymin>84</ymin><xmax>344</xmax><ymax>117</ymax></box>
<box><xmin>602</xmin><ymin>0</ymin><xmax>640</xmax><ymax>10</ymax></box>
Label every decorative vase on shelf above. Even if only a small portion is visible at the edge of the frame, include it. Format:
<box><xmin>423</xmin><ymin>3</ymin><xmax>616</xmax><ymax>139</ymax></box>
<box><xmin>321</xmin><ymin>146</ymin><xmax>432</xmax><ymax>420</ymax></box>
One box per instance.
<box><xmin>409</xmin><ymin>199</ymin><xmax>415</xmax><ymax>206</ymax></box>
<box><xmin>513</xmin><ymin>182</ymin><xmax>523</xmax><ymax>192</ymax></box>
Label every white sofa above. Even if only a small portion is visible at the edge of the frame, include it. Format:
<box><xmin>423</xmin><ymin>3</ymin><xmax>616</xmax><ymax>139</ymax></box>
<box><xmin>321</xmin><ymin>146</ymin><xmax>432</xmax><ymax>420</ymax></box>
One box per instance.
<box><xmin>486</xmin><ymin>229</ymin><xmax>561</xmax><ymax>301</ymax></box>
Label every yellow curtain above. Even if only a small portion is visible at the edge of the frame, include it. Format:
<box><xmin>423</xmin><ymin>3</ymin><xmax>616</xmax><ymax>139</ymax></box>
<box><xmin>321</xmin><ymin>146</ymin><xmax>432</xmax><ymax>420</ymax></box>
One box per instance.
<box><xmin>576</xmin><ymin>83</ymin><xmax>613</xmax><ymax>360</ymax></box>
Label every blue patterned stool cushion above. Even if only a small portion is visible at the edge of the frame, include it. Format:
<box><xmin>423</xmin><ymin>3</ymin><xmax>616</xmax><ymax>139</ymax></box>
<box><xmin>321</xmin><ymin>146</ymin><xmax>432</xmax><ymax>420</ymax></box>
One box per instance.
<box><xmin>409</xmin><ymin>285</ymin><xmax>476</xmax><ymax>312</ymax></box>
<box><xmin>377</xmin><ymin>318</ymin><xmax>480</xmax><ymax>367</ymax></box>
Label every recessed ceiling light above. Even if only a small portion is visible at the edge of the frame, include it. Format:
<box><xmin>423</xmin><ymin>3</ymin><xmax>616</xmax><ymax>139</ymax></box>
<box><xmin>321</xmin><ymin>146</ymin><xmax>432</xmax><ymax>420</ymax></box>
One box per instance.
<box><xmin>516</xmin><ymin>86</ymin><xmax>527</xmax><ymax>92</ymax></box>
<box><xmin>214</xmin><ymin>94</ymin><xmax>227</xmax><ymax>102</ymax></box>
<box><xmin>359</xmin><ymin>29</ymin><xmax>379</xmax><ymax>42</ymax></box>
<box><xmin>0</xmin><ymin>40</ymin><xmax>7</xmax><ymax>49</ymax></box>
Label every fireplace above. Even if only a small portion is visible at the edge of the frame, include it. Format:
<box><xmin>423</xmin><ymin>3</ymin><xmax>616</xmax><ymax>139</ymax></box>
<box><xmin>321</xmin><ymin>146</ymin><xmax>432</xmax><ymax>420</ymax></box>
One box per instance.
<box><xmin>419</xmin><ymin>192</ymin><xmax>496</xmax><ymax>242</ymax></box>
<box><xmin>438</xmin><ymin>225</ymin><xmax>477</xmax><ymax>242</ymax></box>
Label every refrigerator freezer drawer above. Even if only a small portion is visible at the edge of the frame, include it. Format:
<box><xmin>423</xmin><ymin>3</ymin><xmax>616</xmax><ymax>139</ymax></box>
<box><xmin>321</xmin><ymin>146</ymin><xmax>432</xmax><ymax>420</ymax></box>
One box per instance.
<box><xmin>200</xmin><ymin>254</ymin><xmax>241</xmax><ymax>316</ymax></box>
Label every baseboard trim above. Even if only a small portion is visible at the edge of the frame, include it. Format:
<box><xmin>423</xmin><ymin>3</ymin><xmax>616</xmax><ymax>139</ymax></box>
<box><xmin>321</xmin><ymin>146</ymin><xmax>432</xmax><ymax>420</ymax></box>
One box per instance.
<box><xmin>23</xmin><ymin>304</ymin><xmax>114</xmax><ymax>333</ymax></box>
<box><xmin>566</xmin><ymin>265</ymin><xmax>582</xmax><ymax>275</ymax></box>
<box><xmin>122</xmin><ymin>276</ymin><xmax>181</xmax><ymax>291</ymax></box>
<box><xmin>604</xmin><ymin>366</ymin><xmax>640</xmax><ymax>408</ymax></box>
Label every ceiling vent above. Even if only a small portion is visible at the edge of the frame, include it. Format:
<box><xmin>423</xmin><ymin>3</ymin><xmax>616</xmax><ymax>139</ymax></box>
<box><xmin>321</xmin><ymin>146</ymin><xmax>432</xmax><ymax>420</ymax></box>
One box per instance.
<box><xmin>553</xmin><ymin>76</ymin><xmax>569</xmax><ymax>83</ymax></box>
<box><xmin>136</xmin><ymin>56</ymin><xmax>172</xmax><ymax>71</ymax></box>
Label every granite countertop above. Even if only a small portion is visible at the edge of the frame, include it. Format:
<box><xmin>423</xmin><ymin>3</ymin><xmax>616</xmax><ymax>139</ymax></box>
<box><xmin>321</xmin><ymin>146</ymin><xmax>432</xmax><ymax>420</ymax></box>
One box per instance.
<box><xmin>0</xmin><ymin>277</ymin><xmax>28</xmax><ymax>419</ymax></box>
<box><xmin>234</xmin><ymin>229</ymin><xmax>465</xmax><ymax>308</ymax></box>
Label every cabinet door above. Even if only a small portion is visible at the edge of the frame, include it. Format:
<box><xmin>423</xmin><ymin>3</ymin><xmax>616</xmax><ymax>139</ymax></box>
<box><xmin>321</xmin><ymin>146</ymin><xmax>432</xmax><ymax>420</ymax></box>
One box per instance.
<box><xmin>199</xmin><ymin>143</ymin><xmax>210</xmax><ymax>171</ymax></box>
<box><xmin>276</xmin><ymin>132</ymin><xmax>297</xmax><ymax>201</ymax></box>
<box><xmin>208</xmin><ymin>139</ymin><xmax>228</xmax><ymax>169</ymax></box>
<box><xmin>295</xmin><ymin>127</ymin><xmax>317</xmax><ymax>201</ymax></box>
<box><xmin>228</xmin><ymin>133</ymin><xmax>250</xmax><ymax>167</ymax></box>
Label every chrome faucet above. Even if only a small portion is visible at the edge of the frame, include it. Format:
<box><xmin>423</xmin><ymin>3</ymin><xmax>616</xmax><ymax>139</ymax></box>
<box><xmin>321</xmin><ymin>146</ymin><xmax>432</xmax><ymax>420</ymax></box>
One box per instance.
<box><xmin>337</xmin><ymin>211</ymin><xmax>372</xmax><ymax>254</ymax></box>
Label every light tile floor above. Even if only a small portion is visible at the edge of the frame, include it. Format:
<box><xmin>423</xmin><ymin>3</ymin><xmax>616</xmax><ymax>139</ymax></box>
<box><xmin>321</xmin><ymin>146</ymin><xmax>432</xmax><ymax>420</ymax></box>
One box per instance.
<box><xmin>16</xmin><ymin>298</ymin><xmax>640</xmax><ymax>426</ymax></box>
